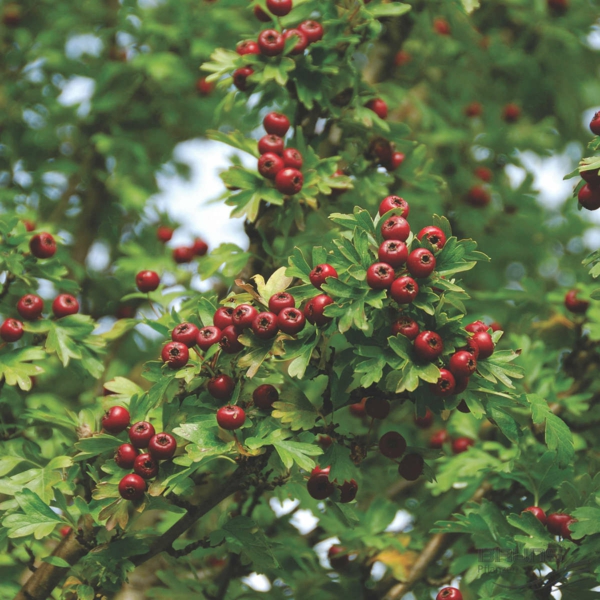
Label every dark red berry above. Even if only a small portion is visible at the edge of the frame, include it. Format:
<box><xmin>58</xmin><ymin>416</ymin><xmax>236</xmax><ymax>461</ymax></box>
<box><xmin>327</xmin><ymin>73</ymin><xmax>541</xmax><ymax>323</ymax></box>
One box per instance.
<box><xmin>386</xmin><ymin>152</ymin><xmax>405</xmax><ymax>171</ymax></box>
<box><xmin>349</xmin><ymin>398</ymin><xmax>367</xmax><ymax>418</ymax></box>
<box><xmin>474</xmin><ymin>166</ymin><xmax>493</xmax><ymax>182</ymax></box>
<box><xmin>161</xmin><ymin>341</ymin><xmax>189</xmax><ymax>369</ymax></box>
<box><xmin>317</xmin><ymin>434</ymin><xmax>333</xmax><ymax>449</ymax></box>
<box><xmin>304</xmin><ymin>294</ymin><xmax>334</xmax><ymax>326</ymax></box>
<box><xmin>267</xmin><ymin>0</ymin><xmax>292</xmax><ymax>16</ymax></box>
<box><xmin>371</xmin><ymin>139</ymin><xmax>393</xmax><ymax>165</ymax></box>
<box><xmin>398</xmin><ymin>453</ymin><xmax>424</xmax><ymax>480</ymax></box>
<box><xmin>328</xmin><ymin>545</ymin><xmax>349</xmax><ymax>569</ymax></box>
<box><xmin>29</xmin><ymin>232</ymin><xmax>57</xmax><ymax>259</ymax></box>
<box><xmin>253</xmin><ymin>5</ymin><xmax>271</xmax><ymax>22</ymax></box>
<box><xmin>0</xmin><ymin>318</ymin><xmax>24</xmax><ymax>342</ymax></box>
<box><xmin>216</xmin><ymin>405</ymin><xmax>246</xmax><ymax>430</ymax></box>
<box><xmin>560</xmin><ymin>517</ymin><xmax>576</xmax><ymax>540</ymax></box>
<box><xmin>547</xmin><ymin>513</ymin><xmax>573</xmax><ymax>536</ymax></box>
<box><xmin>381</xmin><ymin>215</ymin><xmax>410</xmax><ymax>242</ymax></box>
<box><xmin>258</xmin><ymin>29</ymin><xmax>285</xmax><ymax>56</ymax></box>
<box><xmin>264</xmin><ymin>112</ymin><xmax>290</xmax><ymax>137</ymax></box>
<box><xmin>232</xmin><ymin>304</ymin><xmax>259</xmax><ymax>331</ymax></box>
<box><xmin>102</xmin><ymin>406</ymin><xmax>130</xmax><ymax>434</ymax></box>
<box><xmin>310</xmin><ymin>264</ymin><xmax>338</xmax><ymax>289</ymax></box>
<box><xmin>471</xmin><ymin>331</ymin><xmax>494</xmax><ymax>359</ymax></box>
<box><xmin>136</xmin><ymin>270</ymin><xmax>160</xmax><ymax>293</ymax></box>
<box><xmin>258</xmin><ymin>152</ymin><xmax>285</xmax><ymax>180</ymax></box>
<box><xmin>416</xmin><ymin>226</ymin><xmax>446</xmax><ymax>251</ymax></box>
<box><xmin>392</xmin><ymin>316</ymin><xmax>419</xmax><ymax>340</ymax></box>
<box><xmin>283</xmin><ymin>29</ymin><xmax>308</xmax><ymax>55</ymax></box>
<box><xmin>258</xmin><ymin>135</ymin><xmax>285</xmax><ymax>157</ymax></box>
<box><xmin>578</xmin><ymin>184</ymin><xmax>600</xmax><ymax>210</ymax></box>
<box><xmin>466</xmin><ymin>185</ymin><xmax>490</xmax><ymax>207</ymax></box>
<box><xmin>414</xmin><ymin>408</ymin><xmax>433</xmax><ymax>428</ymax></box>
<box><xmin>17</xmin><ymin>294</ymin><xmax>44</xmax><ymax>320</ymax></box>
<box><xmin>436</xmin><ymin>588</ymin><xmax>463</xmax><ymax>600</ymax></box>
<box><xmin>233</xmin><ymin>67</ymin><xmax>254</xmax><ymax>91</ymax></box>
<box><xmin>462</xmin><ymin>337</ymin><xmax>480</xmax><ymax>359</ymax></box>
<box><xmin>414</xmin><ymin>330</ymin><xmax>443</xmax><ymax>361</ymax></box>
<box><xmin>502</xmin><ymin>103</ymin><xmax>521</xmax><ymax>123</ymax></box>
<box><xmin>339</xmin><ymin>479</ymin><xmax>358</xmax><ymax>503</ymax></box>
<box><xmin>208</xmin><ymin>374</ymin><xmax>236</xmax><ymax>401</ymax></box>
<box><xmin>590</xmin><ymin>111</ymin><xmax>600</xmax><ymax>136</ymax></box>
<box><xmin>433</xmin><ymin>17</ymin><xmax>451</xmax><ymax>35</ymax></box>
<box><xmin>430</xmin><ymin>369</ymin><xmax>456</xmax><ymax>397</ymax></box>
<box><xmin>378</xmin><ymin>195</ymin><xmax>409</xmax><ymax>218</ymax></box>
<box><xmin>449</xmin><ymin>351</ymin><xmax>477</xmax><ymax>378</ymax></box>
<box><xmin>407</xmin><ymin>248</ymin><xmax>436</xmax><ymax>279</ymax></box>
<box><xmin>23</xmin><ymin>220</ymin><xmax>36</xmax><ymax>232</ymax></box>
<box><xmin>298</xmin><ymin>20</ymin><xmax>324</xmax><ymax>43</ymax></box>
<box><xmin>564</xmin><ymin>290</ymin><xmax>589</xmax><ymax>314</ymax></box>
<box><xmin>429</xmin><ymin>429</ymin><xmax>449</xmax><ymax>449</ymax></box>
<box><xmin>465</xmin><ymin>102</ymin><xmax>482</xmax><ymax>117</ymax></box>
<box><xmin>282</xmin><ymin>148</ymin><xmax>303</xmax><ymax>169</ymax></box>
<box><xmin>252</xmin><ymin>311</ymin><xmax>279</xmax><ymax>339</ymax></box>
<box><xmin>390</xmin><ymin>276</ymin><xmax>418</xmax><ymax>304</ymax></box>
<box><xmin>378</xmin><ymin>240</ymin><xmax>407</xmax><ymax>268</ymax></box>
<box><xmin>367</xmin><ymin>262</ymin><xmax>395</xmax><ymax>289</ymax></box>
<box><xmin>214</xmin><ymin>307</ymin><xmax>234</xmax><ymax>330</ymax></box>
<box><xmin>456</xmin><ymin>398</ymin><xmax>470</xmax><ymax>412</ymax></box>
<box><xmin>277</xmin><ymin>307</ymin><xmax>305</xmax><ymax>335</ymax></box>
<box><xmin>253</xmin><ymin>384</ymin><xmax>279</xmax><ymax>410</ymax></box>
<box><xmin>192</xmin><ymin>238</ymin><xmax>208</xmax><ymax>256</ymax></box>
<box><xmin>115</xmin><ymin>444</ymin><xmax>139</xmax><ymax>469</ymax></box>
<box><xmin>134</xmin><ymin>453</ymin><xmax>159</xmax><ymax>479</ymax></box>
<box><xmin>119</xmin><ymin>473</ymin><xmax>146</xmax><ymax>501</ymax></box>
<box><xmin>148</xmin><ymin>433</ymin><xmax>177</xmax><ymax>460</ymax></box>
<box><xmin>465</xmin><ymin>320</ymin><xmax>487</xmax><ymax>333</ymax></box>
<box><xmin>219</xmin><ymin>325</ymin><xmax>244</xmax><ymax>354</ymax></box>
<box><xmin>523</xmin><ymin>506</ymin><xmax>547</xmax><ymax>525</ymax></box>
<box><xmin>452</xmin><ymin>437</ymin><xmax>475</xmax><ymax>454</ymax></box>
<box><xmin>307</xmin><ymin>466</ymin><xmax>334</xmax><ymax>500</ymax></box>
<box><xmin>196</xmin><ymin>77</ymin><xmax>214</xmax><ymax>96</ymax></box>
<box><xmin>269</xmin><ymin>292</ymin><xmax>295</xmax><ymax>314</ymax></box>
<box><xmin>173</xmin><ymin>247</ymin><xmax>194</xmax><ymax>264</ymax></box>
<box><xmin>379</xmin><ymin>431</ymin><xmax>407</xmax><ymax>458</ymax></box>
<box><xmin>156</xmin><ymin>226</ymin><xmax>174</xmax><ymax>242</ymax></box>
<box><xmin>197</xmin><ymin>326</ymin><xmax>222</xmax><ymax>351</ymax></box>
<box><xmin>275</xmin><ymin>168</ymin><xmax>304</xmax><ymax>195</ymax></box>
<box><xmin>366</xmin><ymin>98</ymin><xmax>388</xmax><ymax>120</ymax></box>
<box><xmin>172</xmin><ymin>322</ymin><xmax>200</xmax><ymax>348</ymax></box>
<box><xmin>365</xmin><ymin>397</ymin><xmax>390</xmax><ymax>419</ymax></box>
<box><xmin>129</xmin><ymin>421</ymin><xmax>156</xmax><ymax>449</ymax></box>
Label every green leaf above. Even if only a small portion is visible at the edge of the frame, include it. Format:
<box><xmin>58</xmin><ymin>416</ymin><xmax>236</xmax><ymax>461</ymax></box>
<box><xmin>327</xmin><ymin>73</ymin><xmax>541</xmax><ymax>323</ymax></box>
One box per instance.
<box><xmin>2</xmin><ymin>489</ymin><xmax>62</xmax><ymax>539</ymax></box>
<box><xmin>571</xmin><ymin>507</ymin><xmax>600</xmax><ymax>539</ymax></box>
<box><xmin>369</xmin><ymin>3</ymin><xmax>411</xmax><ymax>17</ymax></box>
<box><xmin>0</xmin><ymin>347</ymin><xmax>45</xmax><ymax>390</ymax></box>
<box><xmin>318</xmin><ymin>443</ymin><xmax>355</xmax><ymax>484</ymax></box>
<box><xmin>173</xmin><ymin>419</ymin><xmax>234</xmax><ymax>462</ymax></box>
<box><xmin>74</xmin><ymin>434</ymin><xmax>122</xmax><ymax>460</ymax></box>
<box><xmin>221</xmin><ymin>516</ymin><xmax>278</xmax><ymax>573</ymax></box>
<box><xmin>272</xmin><ymin>389</ymin><xmax>320</xmax><ymax>431</ymax></box>
<box><xmin>273</xmin><ymin>439</ymin><xmax>322</xmax><ymax>470</ymax></box>
<box><xmin>506</xmin><ymin>512</ymin><xmax>553</xmax><ymax>551</ymax></box>
<box><xmin>42</xmin><ymin>556</ymin><xmax>71</xmax><ymax>567</ymax></box>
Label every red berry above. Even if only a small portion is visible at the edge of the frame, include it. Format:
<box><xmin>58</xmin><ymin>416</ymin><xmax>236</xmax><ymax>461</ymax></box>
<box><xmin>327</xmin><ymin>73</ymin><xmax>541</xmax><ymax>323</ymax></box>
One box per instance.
<box><xmin>307</xmin><ymin>468</ymin><xmax>334</xmax><ymax>500</ymax></box>
<box><xmin>253</xmin><ymin>384</ymin><xmax>279</xmax><ymax>410</ymax></box>
<box><xmin>365</xmin><ymin>397</ymin><xmax>390</xmax><ymax>419</ymax></box>
<box><xmin>216</xmin><ymin>405</ymin><xmax>246</xmax><ymax>430</ymax></box>
<box><xmin>148</xmin><ymin>433</ymin><xmax>177</xmax><ymax>460</ymax></box>
<box><xmin>429</xmin><ymin>429</ymin><xmax>449</xmax><ymax>449</ymax></box>
<box><xmin>134</xmin><ymin>453</ymin><xmax>159</xmax><ymax>479</ymax></box>
<box><xmin>161</xmin><ymin>341</ymin><xmax>189</xmax><ymax>369</ymax></box>
<box><xmin>407</xmin><ymin>248</ymin><xmax>436</xmax><ymax>279</ymax></box>
<box><xmin>392</xmin><ymin>315</ymin><xmax>419</xmax><ymax>340</ymax></box>
<box><xmin>491</xmin><ymin>322</ymin><xmax>504</xmax><ymax>333</ymax></box>
<box><xmin>172</xmin><ymin>322</ymin><xmax>200</xmax><ymax>348</ymax></box>
<box><xmin>452</xmin><ymin>437</ymin><xmax>475</xmax><ymax>454</ymax></box>
<box><xmin>436</xmin><ymin>588</ymin><xmax>463</xmax><ymax>600</ymax></box>
<box><xmin>564</xmin><ymin>289</ymin><xmax>589</xmax><ymax>314</ymax></box>
<box><xmin>414</xmin><ymin>409</ymin><xmax>433</xmax><ymax>428</ymax></box>
<box><xmin>17</xmin><ymin>294</ymin><xmax>44</xmax><ymax>321</ymax></box>
<box><xmin>317</xmin><ymin>434</ymin><xmax>333</xmax><ymax>449</ymax></box>
<box><xmin>462</xmin><ymin>337</ymin><xmax>480</xmax><ymax>359</ymax></box>
<box><xmin>350</xmin><ymin>398</ymin><xmax>367</xmax><ymax>418</ymax></box>
<box><xmin>394</xmin><ymin>50</ymin><xmax>411</xmax><ymax>66</ymax></box>
<box><xmin>465</xmin><ymin>320</ymin><xmax>487</xmax><ymax>333</ymax></box>
<box><xmin>433</xmin><ymin>17</ymin><xmax>451</xmax><ymax>35</ymax></box>
<box><xmin>269</xmin><ymin>292</ymin><xmax>295</xmax><ymax>314</ymax></box>
<box><xmin>128</xmin><ymin>422</ymin><xmax>155</xmax><ymax>449</ymax></box>
<box><xmin>29</xmin><ymin>232</ymin><xmax>57</xmax><ymax>259</ymax></box>
<box><xmin>253</xmin><ymin>5</ymin><xmax>271</xmax><ymax>22</ymax></box>
<box><xmin>263</xmin><ymin>113</ymin><xmax>290</xmax><ymax>138</ymax></box>
<box><xmin>398</xmin><ymin>453</ymin><xmax>424</xmax><ymax>480</ymax></box>
<box><xmin>136</xmin><ymin>270</ymin><xmax>160</xmax><ymax>293</ymax></box>
<box><xmin>465</xmin><ymin>102</ymin><xmax>483</xmax><ymax>117</ymax></box>
<box><xmin>328</xmin><ymin>545</ymin><xmax>349</xmax><ymax>569</ymax></box>
<box><xmin>208</xmin><ymin>374</ymin><xmax>236</xmax><ymax>401</ymax></box>
<box><xmin>366</xmin><ymin>98</ymin><xmax>388</xmax><ymax>120</ymax></box>
<box><xmin>283</xmin><ymin>29</ymin><xmax>308</xmax><ymax>55</ymax></box>
<box><xmin>196</xmin><ymin>77</ymin><xmax>214</xmax><ymax>96</ymax></box>
<box><xmin>339</xmin><ymin>479</ymin><xmax>358</xmax><ymax>503</ymax></box>
<box><xmin>590</xmin><ymin>111</ymin><xmax>600</xmax><ymax>136</ymax></box>
<box><xmin>381</xmin><ymin>215</ymin><xmax>410</xmax><ymax>242</ymax></box>
<box><xmin>102</xmin><ymin>406</ymin><xmax>131</xmax><ymax>434</ymax></box>
<box><xmin>466</xmin><ymin>185</ymin><xmax>490</xmax><ymax>207</ymax></box>
<box><xmin>547</xmin><ymin>513</ymin><xmax>573</xmax><ymax>536</ymax></box>
<box><xmin>386</xmin><ymin>152</ymin><xmax>405</xmax><ymax>171</ymax></box>
<box><xmin>192</xmin><ymin>238</ymin><xmax>208</xmax><ymax>257</ymax></box>
<box><xmin>298</xmin><ymin>20</ymin><xmax>324</xmax><ymax>44</ymax></box>
<box><xmin>379</xmin><ymin>195</ymin><xmax>410</xmax><ymax>218</ymax></box>
<box><xmin>310</xmin><ymin>264</ymin><xmax>338</xmax><ymax>289</ymax></box>
<box><xmin>455</xmin><ymin>378</ymin><xmax>469</xmax><ymax>396</ymax></box>
<box><xmin>282</xmin><ymin>148</ymin><xmax>303</xmax><ymax>169</ymax></box>
<box><xmin>390</xmin><ymin>276</ymin><xmax>419</xmax><ymax>304</ymax></box>
<box><xmin>52</xmin><ymin>294</ymin><xmax>79</xmax><ymax>319</ymax></box>
<box><xmin>414</xmin><ymin>330</ymin><xmax>443</xmax><ymax>361</ymax></box>
<box><xmin>59</xmin><ymin>525</ymin><xmax>72</xmax><ymax>537</ymax></box>
<box><xmin>474</xmin><ymin>166</ymin><xmax>493</xmax><ymax>182</ymax></box>
<box><xmin>0</xmin><ymin>319</ymin><xmax>24</xmax><ymax>342</ymax></box>
<box><xmin>197</xmin><ymin>326</ymin><xmax>222</xmax><ymax>351</ymax></box>
<box><xmin>430</xmin><ymin>369</ymin><xmax>456</xmax><ymax>397</ymax></box>
<box><xmin>119</xmin><ymin>473</ymin><xmax>146</xmax><ymax>501</ymax></box>
<box><xmin>304</xmin><ymin>294</ymin><xmax>334</xmax><ymax>326</ymax></box>
<box><xmin>23</xmin><ymin>220</ymin><xmax>36</xmax><ymax>232</ymax></box>
<box><xmin>417</xmin><ymin>226</ymin><xmax>446</xmax><ymax>251</ymax></box>
<box><xmin>502</xmin><ymin>103</ymin><xmax>521</xmax><ymax>123</ymax></box>
<box><xmin>252</xmin><ymin>311</ymin><xmax>279</xmax><ymax>339</ymax></box>
<box><xmin>267</xmin><ymin>0</ymin><xmax>292</xmax><ymax>16</ymax></box>
<box><xmin>219</xmin><ymin>325</ymin><xmax>244</xmax><ymax>354</ymax></box>
<box><xmin>371</xmin><ymin>139</ymin><xmax>393</xmax><ymax>165</ymax></box>
<box><xmin>233</xmin><ymin>67</ymin><xmax>254</xmax><ymax>91</ymax></box>
<box><xmin>173</xmin><ymin>246</ymin><xmax>194</xmax><ymax>264</ymax></box>
<box><xmin>258</xmin><ymin>29</ymin><xmax>285</xmax><ymax>56</ymax></box>
<box><xmin>523</xmin><ymin>506</ymin><xmax>547</xmax><ymax>525</ymax></box>
<box><xmin>156</xmin><ymin>226</ymin><xmax>174</xmax><ymax>242</ymax></box>
<box><xmin>449</xmin><ymin>351</ymin><xmax>477</xmax><ymax>378</ymax></box>
<box><xmin>214</xmin><ymin>307</ymin><xmax>234</xmax><ymax>330</ymax></box>
<box><xmin>578</xmin><ymin>184</ymin><xmax>600</xmax><ymax>210</ymax></box>
<box><xmin>232</xmin><ymin>304</ymin><xmax>259</xmax><ymax>331</ymax></box>
<box><xmin>471</xmin><ymin>331</ymin><xmax>494</xmax><ymax>359</ymax></box>
<box><xmin>366</xmin><ymin>263</ymin><xmax>395</xmax><ymax>289</ymax></box>
<box><xmin>275</xmin><ymin>168</ymin><xmax>304</xmax><ymax>195</ymax></box>
<box><xmin>561</xmin><ymin>517</ymin><xmax>576</xmax><ymax>540</ymax></box>
<box><xmin>235</xmin><ymin>39</ymin><xmax>260</xmax><ymax>55</ymax></box>
<box><xmin>378</xmin><ymin>240</ymin><xmax>407</xmax><ymax>268</ymax></box>
<box><xmin>277</xmin><ymin>307</ymin><xmax>305</xmax><ymax>335</ymax></box>
<box><xmin>580</xmin><ymin>168</ymin><xmax>600</xmax><ymax>185</ymax></box>
<box><xmin>115</xmin><ymin>444</ymin><xmax>139</xmax><ymax>469</ymax></box>
<box><xmin>379</xmin><ymin>431</ymin><xmax>406</xmax><ymax>458</ymax></box>
<box><xmin>258</xmin><ymin>134</ymin><xmax>284</xmax><ymax>156</ymax></box>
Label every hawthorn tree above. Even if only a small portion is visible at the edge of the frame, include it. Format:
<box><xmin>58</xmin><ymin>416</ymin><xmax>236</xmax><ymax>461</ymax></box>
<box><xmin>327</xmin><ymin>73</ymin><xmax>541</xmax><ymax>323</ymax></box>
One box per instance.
<box><xmin>1</xmin><ymin>1</ymin><xmax>600</xmax><ymax>599</ymax></box>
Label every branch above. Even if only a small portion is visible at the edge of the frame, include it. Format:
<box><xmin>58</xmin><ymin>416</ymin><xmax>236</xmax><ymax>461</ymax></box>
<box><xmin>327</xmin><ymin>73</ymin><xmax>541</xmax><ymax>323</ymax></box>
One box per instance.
<box><xmin>165</xmin><ymin>536</ymin><xmax>213</xmax><ymax>559</ymax></box>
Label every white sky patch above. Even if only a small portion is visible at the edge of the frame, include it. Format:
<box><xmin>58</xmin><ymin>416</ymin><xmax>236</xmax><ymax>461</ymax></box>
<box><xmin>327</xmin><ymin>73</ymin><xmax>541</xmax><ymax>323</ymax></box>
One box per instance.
<box><xmin>384</xmin><ymin>509</ymin><xmax>412</xmax><ymax>533</ymax></box>
<box><xmin>289</xmin><ymin>508</ymin><xmax>319</xmax><ymax>534</ymax></box>
<box><xmin>269</xmin><ymin>497</ymin><xmax>300</xmax><ymax>517</ymax></box>
<box><xmin>241</xmin><ymin>573</ymin><xmax>271</xmax><ymax>592</ymax></box>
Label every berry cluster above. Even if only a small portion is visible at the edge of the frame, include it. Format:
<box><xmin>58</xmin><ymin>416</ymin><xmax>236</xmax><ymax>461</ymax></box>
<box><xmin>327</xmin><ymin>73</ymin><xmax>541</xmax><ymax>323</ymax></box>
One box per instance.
<box><xmin>258</xmin><ymin>112</ymin><xmax>304</xmax><ymax>195</ymax></box>
<box><xmin>577</xmin><ymin>113</ymin><xmax>600</xmax><ymax>210</ymax></box>
<box><xmin>429</xmin><ymin>428</ymin><xmax>475</xmax><ymax>455</ymax></box>
<box><xmin>365</xmin><ymin>100</ymin><xmax>404</xmax><ymax>172</ymax></box>
<box><xmin>306</xmin><ymin>465</ymin><xmax>358</xmax><ymax>503</ymax></box>
<box><xmin>101</xmin><ymin>405</ymin><xmax>177</xmax><ymax>501</ymax></box>
<box><xmin>523</xmin><ymin>506</ymin><xmax>576</xmax><ymax>541</ymax></box>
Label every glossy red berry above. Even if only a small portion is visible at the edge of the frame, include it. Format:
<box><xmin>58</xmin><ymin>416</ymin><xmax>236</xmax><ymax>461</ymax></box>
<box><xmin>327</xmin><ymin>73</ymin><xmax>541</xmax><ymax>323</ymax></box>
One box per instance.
<box><xmin>474</xmin><ymin>166</ymin><xmax>493</xmax><ymax>182</ymax></box>
<box><xmin>275</xmin><ymin>168</ymin><xmax>304</xmax><ymax>195</ymax></box>
<box><xmin>277</xmin><ymin>307</ymin><xmax>305</xmax><ymax>335</ymax></box>
<box><xmin>17</xmin><ymin>294</ymin><xmax>44</xmax><ymax>321</ymax></box>
<box><xmin>381</xmin><ymin>215</ymin><xmax>410</xmax><ymax>242</ymax></box>
<box><xmin>392</xmin><ymin>315</ymin><xmax>419</xmax><ymax>340</ymax></box>
<box><xmin>407</xmin><ymin>248</ymin><xmax>436</xmax><ymax>279</ymax></box>
<box><xmin>258</xmin><ymin>135</ymin><xmax>284</xmax><ymax>157</ymax></box>
<box><xmin>172</xmin><ymin>323</ymin><xmax>200</xmax><ymax>348</ymax></box>
<box><xmin>465</xmin><ymin>320</ymin><xmax>487</xmax><ymax>333</ymax></box>
<box><xmin>269</xmin><ymin>292</ymin><xmax>295</xmax><ymax>314</ymax></box>
<box><xmin>547</xmin><ymin>513</ymin><xmax>573</xmax><ymax>536</ymax></box>
<box><xmin>378</xmin><ymin>195</ymin><xmax>410</xmax><ymax>218</ymax></box>
<box><xmin>580</xmin><ymin>169</ymin><xmax>600</xmax><ymax>185</ymax></box>
<box><xmin>298</xmin><ymin>20</ymin><xmax>324</xmax><ymax>43</ymax></box>
<box><xmin>590</xmin><ymin>111</ymin><xmax>600</xmax><ymax>136</ymax></box>
<box><xmin>471</xmin><ymin>331</ymin><xmax>494</xmax><ymax>359</ymax></box>
<box><xmin>252</xmin><ymin>311</ymin><xmax>279</xmax><ymax>339</ymax></box>
<box><xmin>414</xmin><ymin>330</ymin><xmax>443</xmax><ymax>361</ymax></box>
<box><xmin>216</xmin><ymin>405</ymin><xmax>246</xmax><ymax>430</ymax></box>
<box><xmin>197</xmin><ymin>326</ymin><xmax>222</xmax><ymax>351</ymax></box>
<box><xmin>417</xmin><ymin>226</ymin><xmax>446</xmax><ymax>251</ymax></box>
<box><xmin>196</xmin><ymin>77</ymin><xmax>214</xmax><ymax>96</ymax></box>
<box><xmin>0</xmin><ymin>319</ymin><xmax>24</xmax><ymax>342</ymax></box>
<box><xmin>502</xmin><ymin>103</ymin><xmax>521</xmax><ymax>123</ymax></box>
<box><xmin>328</xmin><ymin>545</ymin><xmax>349</xmax><ymax>569</ymax></box>
<box><xmin>430</xmin><ymin>369</ymin><xmax>456</xmax><ymax>396</ymax></box>
<box><xmin>102</xmin><ymin>406</ymin><xmax>131</xmax><ymax>434</ymax></box>
<box><xmin>310</xmin><ymin>264</ymin><xmax>338</xmax><ymax>289</ymax></box>
<box><xmin>219</xmin><ymin>325</ymin><xmax>244</xmax><ymax>354</ymax></box>
<box><xmin>436</xmin><ymin>588</ymin><xmax>463</xmax><ymax>600</ymax></box>
<box><xmin>433</xmin><ymin>17</ymin><xmax>451</xmax><ymax>35</ymax></box>
<box><xmin>282</xmin><ymin>148</ymin><xmax>303</xmax><ymax>169</ymax></box>
<box><xmin>304</xmin><ymin>294</ymin><xmax>334</xmax><ymax>326</ymax></box>
<box><xmin>398</xmin><ymin>453</ymin><xmax>424</xmax><ymax>481</ymax></box>
<box><xmin>115</xmin><ymin>444</ymin><xmax>139</xmax><ymax>469</ymax></box>
<box><xmin>266</xmin><ymin>0</ymin><xmax>292</xmax><ymax>16</ymax></box>
<box><xmin>214</xmin><ymin>307</ymin><xmax>234</xmax><ymax>330</ymax></box>
<box><xmin>119</xmin><ymin>473</ymin><xmax>146</xmax><ymax>501</ymax></box>
<box><xmin>258</xmin><ymin>29</ymin><xmax>285</xmax><ymax>56</ymax></box>
<box><xmin>264</xmin><ymin>112</ymin><xmax>290</xmax><ymax>137</ymax></box>
<box><xmin>136</xmin><ymin>270</ymin><xmax>160</xmax><ymax>293</ymax></box>
<box><xmin>414</xmin><ymin>409</ymin><xmax>433</xmax><ymax>429</ymax></box>
<box><xmin>390</xmin><ymin>276</ymin><xmax>419</xmax><ymax>304</ymax></box>
<box><xmin>129</xmin><ymin>421</ymin><xmax>156</xmax><ymax>449</ymax></box>
<box><xmin>560</xmin><ymin>517</ymin><xmax>576</xmax><ymax>540</ymax></box>
<box><xmin>192</xmin><ymin>238</ymin><xmax>208</xmax><ymax>257</ymax></box>
<box><xmin>366</xmin><ymin>98</ymin><xmax>388</xmax><ymax>120</ymax></box>
<box><xmin>161</xmin><ymin>341</ymin><xmax>189</xmax><ymax>369</ymax></box>
<box><xmin>378</xmin><ymin>240</ymin><xmax>407</xmax><ymax>268</ymax></box>
<box><xmin>29</xmin><ymin>232</ymin><xmax>57</xmax><ymax>259</ymax></box>
<box><xmin>253</xmin><ymin>384</ymin><xmax>279</xmax><ymax>410</ymax></box>
<box><xmin>232</xmin><ymin>304</ymin><xmax>259</xmax><ymax>330</ymax></box>
<box><xmin>52</xmin><ymin>294</ymin><xmax>79</xmax><ymax>319</ymax></box>
<box><xmin>208</xmin><ymin>374</ymin><xmax>236</xmax><ymax>401</ymax></box>
<box><xmin>564</xmin><ymin>289</ymin><xmax>589</xmax><ymax>314</ymax></box>
<box><xmin>339</xmin><ymin>479</ymin><xmax>358</xmax><ymax>503</ymax></box>
<box><xmin>429</xmin><ymin>429</ymin><xmax>449</xmax><ymax>449</ymax></box>
<box><xmin>307</xmin><ymin>467</ymin><xmax>334</xmax><ymax>500</ymax></box>
<box><xmin>386</xmin><ymin>152</ymin><xmax>405</xmax><ymax>171</ymax></box>
<box><xmin>462</xmin><ymin>337</ymin><xmax>480</xmax><ymax>359</ymax></box>
<box><xmin>134</xmin><ymin>453</ymin><xmax>159</xmax><ymax>479</ymax></box>
<box><xmin>156</xmin><ymin>226</ymin><xmax>174</xmax><ymax>242</ymax></box>
<box><xmin>173</xmin><ymin>246</ymin><xmax>194</xmax><ymax>264</ymax></box>
<box><xmin>379</xmin><ymin>431</ymin><xmax>406</xmax><ymax>458</ymax></box>
<box><xmin>365</xmin><ymin>397</ymin><xmax>390</xmax><ymax>419</ymax></box>
<box><xmin>253</xmin><ymin>5</ymin><xmax>271</xmax><ymax>22</ymax></box>
<box><xmin>456</xmin><ymin>398</ymin><xmax>470</xmax><ymax>412</ymax></box>
<box><xmin>366</xmin><ymin>263</ymin><xmax>395</xmax><ymax>289</ymax></box>
<box><xmin>283</xmin><ymin>29</ymin><xmax>308</xmax><ymax>55</ymax></box>
<box><xmin>59</xmin><ymin>525</ymin><xmax>72</xmax><ymax>537</ymax></box>
<box><xmin>452</xmin><ymin>437</ymin><xmax>475</xmax><ymax>454</ymax></box>
<box><xmin>466</xmin><ymin>185</ymin><xmax>491</xmax><ymax>207</ymax></box>
<box><xmin>578</xmin><ymin>184</ymin><xmax>600</xmax><ymax>210</ymax></box>
<box><xmin>465</xmin><ymin>101</ymin><xmax>483</xmax><ymax>117</ymax></box>
<box><xmin>148</xmin><ymin>433</ymin><xmax>177</xmax><ymax>460</ymax></box>
<box><xmin>523</xmin><ymin>506</ymin><xmax>547</xmax><ymax>525</ymax></box>
<box><xmin>233</xmin><ymin>67</ymin><xmax>254</xmax><ymax>91</ymax></box>
<box><xmin>449</xmin><ymin>351</ymin><xmax>477</xmax><ymax>378</ymax></box>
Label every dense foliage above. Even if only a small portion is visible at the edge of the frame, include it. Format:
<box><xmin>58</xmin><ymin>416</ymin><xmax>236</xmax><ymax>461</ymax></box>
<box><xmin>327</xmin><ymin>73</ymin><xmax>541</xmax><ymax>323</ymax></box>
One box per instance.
<box><xmin>1</xmin><ymin>0</ymin><xmax>600</xmax><ymax>599</ymax></box>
